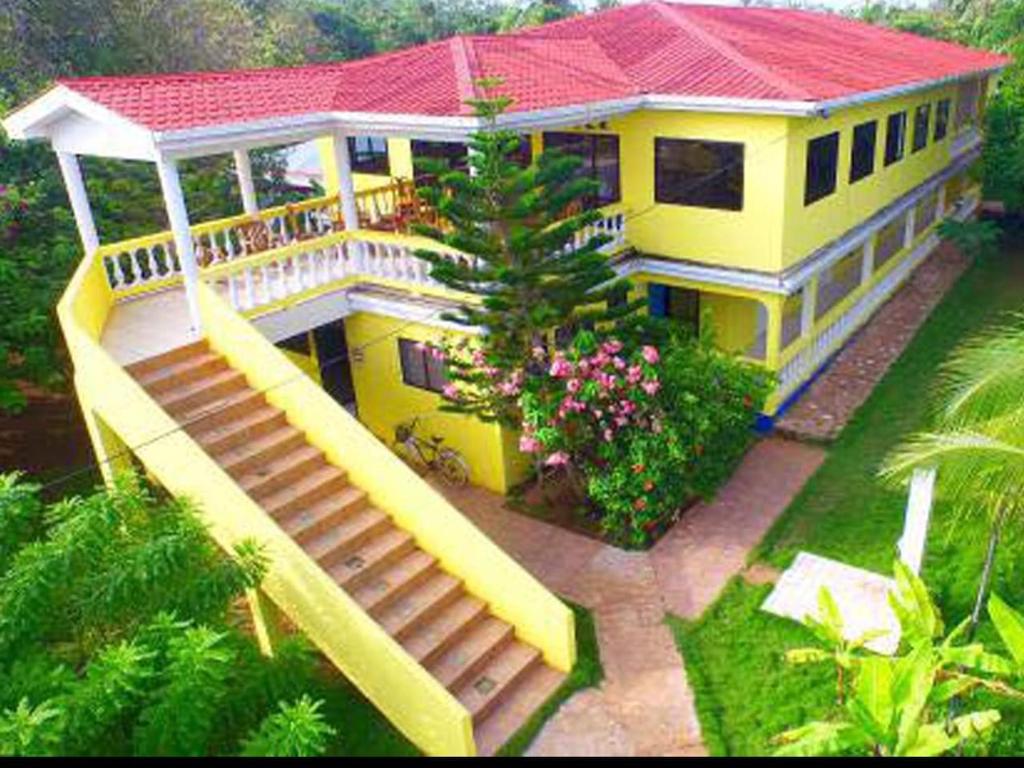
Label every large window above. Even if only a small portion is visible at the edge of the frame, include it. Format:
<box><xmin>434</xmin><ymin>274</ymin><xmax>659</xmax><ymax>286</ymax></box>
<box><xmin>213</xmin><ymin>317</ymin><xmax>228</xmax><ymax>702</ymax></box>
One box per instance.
<box><xmin>654</xmin><ymin>138</ymin><xmax>744</xmax><ymax>211</ymax></box>
<box><xmin>849</xmin><ymin>121</ymin><xmax>877</xmax><ymax>184</ymax></box>
<box><xmin>411</xmin><ymin>140</ymin><xmax>469</xmax><ymax>181</ymax></box>
<box><xmin>884</xmin><ymin>111</ymin><xmax>907</xmax><ymax>166</ymax></box>
<box><xmin>954</xmin><ymin>77</ymin><xmax>982</xmax><ymax>130</ymax></box>
<box><xmin>934</xmin><ymin>98</ymin><xmax>951</xmax><ymax>141</ymax></box>
<box><xmin>816</xmin><ymin>248</ymin><xmax>862</xmax><ymax>320</ymax></box>
<box><xmin>875</xmin><ymin>215</ymin><xmax>906</xmax><ymax>268</ymax></box>
<box><xmin>347</xmin><ymin>136</ymin><xmax>390</xmax><ymax>175</ymax></box>
<box><xmin>398</xmin><ymin>338</ymin><xmax>447</xmax><ymax>393</ymax></box>
<box><xmin>542</xmin><ymin>132</ymin><xmax>621</xmax><ymax>209</ymax></box>
<box><xmin>912</xmin><ymin>104</ymin><xmax>931</xmax><ymax>153</ymax></box>
<box><xmin>804</xmin><ymin>132</ymin><xmax>840</xmax><ymax>206</ymax></box>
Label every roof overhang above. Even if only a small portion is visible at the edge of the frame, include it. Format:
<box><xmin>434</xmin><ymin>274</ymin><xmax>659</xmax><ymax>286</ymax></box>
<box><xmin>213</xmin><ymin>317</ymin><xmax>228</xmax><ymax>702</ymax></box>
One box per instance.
<box><xmin>2</xmin><ymin>64</ymin><xmax>1009</xmax><ymax>162</ymax></box>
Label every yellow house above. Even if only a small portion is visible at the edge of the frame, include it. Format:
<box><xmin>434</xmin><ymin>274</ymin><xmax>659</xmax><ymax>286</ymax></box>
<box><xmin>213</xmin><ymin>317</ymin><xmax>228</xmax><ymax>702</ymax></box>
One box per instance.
<box><xmin>1</xmin><ymin>1</ymin><xmax>1008</xmax><ymax>756</ymax></box>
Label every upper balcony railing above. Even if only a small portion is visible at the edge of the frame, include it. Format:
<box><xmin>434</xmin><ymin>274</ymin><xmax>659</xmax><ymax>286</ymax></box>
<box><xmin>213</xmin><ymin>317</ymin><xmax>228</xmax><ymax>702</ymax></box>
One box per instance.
<box><xmin>97</xmin><ymin>182</ymin><xmax>629</xmax><ymax>307</ymax></box>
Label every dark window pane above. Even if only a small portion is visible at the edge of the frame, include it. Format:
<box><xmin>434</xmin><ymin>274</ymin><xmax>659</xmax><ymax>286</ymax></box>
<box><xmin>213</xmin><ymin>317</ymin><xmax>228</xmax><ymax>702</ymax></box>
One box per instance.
<box><xmin>278</xmin><ymin>332</ymin><xmax>311</xmax><ymax>356</ymax></box>
<box><xmin>398</xmin><ymin>338</ymin><xmax>446</xmax><ymax>393</ymax></box>
<box><xmin>654</xmin><ymin>138</ymin><xmax>744</xmax><ymax>211</ymax></box>
<box><xmin>912</xmin><ymin>104</ymin><xmax>930</xmax><ymax>153</ymax></box>
<box><xmin>850</xmin><ymin>121</ymin><xmax>877</xmax><ymax>183</ymax></box>
<box><xmin>508</xmin><ymin>136</ymin><xmax>532</xmax><ymax>168</ymax></box>
<box><xmin>934</xmin><ymin>98</ymin><xmax>951</xmax><ymax>141</ymax></box>
<box><xmin>804</xmin><ymin>132</ymin><xmax>839</xmax><ymax>206</ymax></box>
<box><xmin>667</xmin><ymin>287</ymin><xmax>700</xmax><ymax>336</ymax></box>
<box><xmin>425</xmin><ymin>353</ymin><xmax>447</xmax><ymax>391</ymax></box>
<box><xmin>411</xmin><ymin>140</ymin><xmax>469</xmax><ymax>181</ymax></box>
<box><xmin>542</xmin><ymin>132</ymin><xmax>621</xmax><ymax>209</ymax></box>
<box><xmin>885</xmin><ymin>111</ymin><xmax>907</xmax><ymax>166</ymax></box>
<box><xmin>347</xmin><ymin>136</ymin><xmax>390</xmax><ymax>175</ymax></box>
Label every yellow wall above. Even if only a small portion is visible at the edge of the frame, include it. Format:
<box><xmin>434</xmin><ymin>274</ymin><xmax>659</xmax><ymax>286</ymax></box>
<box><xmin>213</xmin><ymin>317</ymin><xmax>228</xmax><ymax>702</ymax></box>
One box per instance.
<box><xmin>316</xmin><ymin>137</ymin><xmax>413</xmax><ymax>195</ymax></box>
<box><xmin>344</xmin><ymin>312</ymin><xmax>525</xmax><ymax>493</ymax></box>
<box><xmin>700</xmin><ymin>292</ymin><xmax>763</xmax><ymax>356</ymax></box>
<box><xmin>780</xmin><ymin>82</ymin><xmax>961</xmax><ymax>267</ymax></box>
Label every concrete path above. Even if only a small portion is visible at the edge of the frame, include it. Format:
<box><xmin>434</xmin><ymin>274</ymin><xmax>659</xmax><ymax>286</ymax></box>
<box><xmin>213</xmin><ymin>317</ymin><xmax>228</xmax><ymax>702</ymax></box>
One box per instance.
<box><xmin>438</xmin><ymin>436</ymin><xmax>825</xmax><ymax>756</ymax></box>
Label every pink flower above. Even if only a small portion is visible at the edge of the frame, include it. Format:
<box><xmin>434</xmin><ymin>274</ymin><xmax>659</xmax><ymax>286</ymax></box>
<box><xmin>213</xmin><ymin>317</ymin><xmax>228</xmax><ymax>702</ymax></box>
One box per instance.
<box><xmin>641</xmin><ymin>379</ymin><xmax>660</xmax><ymax>396</ymax></box>
<box><xmin>442</xmin><ymin>383</ymin><xmax>460</xmax><ymax>400</ymax></box>
<box><xmin>602</xmin><ymin>339</ymin><xmax>623</xmax><ymax>355</ymax></box>
<box><xmin>498</xmin><ymin>380</ymin><xmax>521</xmax><ymax>396</ymax></box>
<box><xmin>430</xmin><ymin>347</ymin><xmax>446</xmax><ymax>361</ymax></box>
<box><xmin>545</xmin><ymin>451</ymin><xmax>570</xmax><ymax>467</ymax></box>
<box><xmin>519</xmin><ymin>435</ymin><xmax>541</xmax><ymax>453</ymax></box>
<box><xmin>549</xmin><ymin>357</ymin><xmax>573</xmax><ymax>378</ymax></box>
<box><xmin>627</xmin><ymin>364</ymin><xmax>643</xmax><ymax>384</ymax></box>
<box><xmin>567</xmin><ymin>378</ymin><xmax>581</xmax><ymax>394</ymax></box>
<box><xmin>612</xmin><ymin>356</ymin><xmax>626</xmax><ymax>370</ymax></box>
<box><xmin>603</xmin><ymin>428</ymin><xmax>614</xmax><ymax>442</ymax></box>
<box><xmin>414</xmin><ymin>341</ymin><xmax>427</xmax><ymax>352</ymax></box>
<box><xmin>641</xmin><ymin>345</ymin><xmax>660</xmax><ymax>365</ymax></box>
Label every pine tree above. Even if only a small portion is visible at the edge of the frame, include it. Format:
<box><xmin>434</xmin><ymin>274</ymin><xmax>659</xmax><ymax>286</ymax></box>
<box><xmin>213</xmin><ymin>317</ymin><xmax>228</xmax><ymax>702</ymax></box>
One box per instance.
<box><xmin>414</xmin><ymin>81</ymin><xmax>637</xmax><ymax>425</ymax></box>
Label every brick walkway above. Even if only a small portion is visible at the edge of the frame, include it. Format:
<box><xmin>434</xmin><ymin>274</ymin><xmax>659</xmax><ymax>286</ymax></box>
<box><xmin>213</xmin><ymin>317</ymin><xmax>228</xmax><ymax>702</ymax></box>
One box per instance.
<box><xmin>774</xmin><ymin>243</ymin><xmax>970</xmax><ymax>442</ymax></box>
<box><xmin>436</xmin><ymin>437</ymin><xmax>824</xmax><ymax>756</ymax></box>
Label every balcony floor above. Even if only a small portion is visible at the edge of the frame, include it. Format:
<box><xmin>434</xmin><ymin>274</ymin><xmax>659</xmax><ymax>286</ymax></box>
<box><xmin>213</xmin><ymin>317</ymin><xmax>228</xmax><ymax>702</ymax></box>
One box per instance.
<box><xmin>102</xmin><ymin>288</ymin><xmax>199</xmax><ymax>366</ymax></box>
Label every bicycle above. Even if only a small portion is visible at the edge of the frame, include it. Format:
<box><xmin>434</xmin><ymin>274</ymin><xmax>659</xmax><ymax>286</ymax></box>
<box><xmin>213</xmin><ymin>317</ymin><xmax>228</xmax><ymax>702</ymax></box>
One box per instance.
<box><xmin>393</xmin><ymin>417</ymin><xmax>471</xmax><ymax>487</ymax></box>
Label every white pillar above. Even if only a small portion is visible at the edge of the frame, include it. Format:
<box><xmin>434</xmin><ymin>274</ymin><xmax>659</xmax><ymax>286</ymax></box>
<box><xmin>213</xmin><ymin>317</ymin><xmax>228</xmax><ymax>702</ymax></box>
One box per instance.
<box><xmin>800</xmin><ymin>278</ymin><xmax>818</xmax><ymax>338</ymax></box>
<box><xmin>861</xmin><ymin>239</ymin><xmax>875</xmax><ymax>285</ymax></box>
<box><xmin>156</xmin><ymin>157</ymin><xmax>202</xmax><ymax>333</ymax></box>
<box><xmin>936</xmin><ymin>185</ymin><xmax>947</xmax><ymax>217</ymax></box>
<box><xmin>55</xmin><ymin>151</ymin><xmax>100</xmax><ymax>254</ymax></box>
<box><xmin>903</xmin><ymin>207</ymin><xmax>917</xmax><ymax>247</ymax></box>
<box><xmin>331</xmin><ymin>133</ymin><xmax>359</xmax><ymax>230</ymax></box>
<box><xmin>233</xmin><ymin>149</ymin><xmax>258</xmax><ymax>215</ymax></box>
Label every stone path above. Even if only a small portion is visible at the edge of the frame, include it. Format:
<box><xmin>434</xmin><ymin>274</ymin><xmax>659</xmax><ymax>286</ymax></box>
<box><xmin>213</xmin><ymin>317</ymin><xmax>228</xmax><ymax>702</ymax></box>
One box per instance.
<box><xmin>775</xmin><ymin>242</ymin><xmax>970</xmax><ymax>442</ymax></box>
<box><xmin>437</xmin><ymin>437</ymin><xmax>825</xmax><ymax>756</ymax></box>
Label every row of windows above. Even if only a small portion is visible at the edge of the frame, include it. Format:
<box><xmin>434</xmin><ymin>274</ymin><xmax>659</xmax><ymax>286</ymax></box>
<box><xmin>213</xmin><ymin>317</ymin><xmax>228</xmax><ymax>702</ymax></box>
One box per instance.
<box><xmin>804</xmin><ymin>97</ymin><xmax>952</xmax><ymax>206</ymax></box>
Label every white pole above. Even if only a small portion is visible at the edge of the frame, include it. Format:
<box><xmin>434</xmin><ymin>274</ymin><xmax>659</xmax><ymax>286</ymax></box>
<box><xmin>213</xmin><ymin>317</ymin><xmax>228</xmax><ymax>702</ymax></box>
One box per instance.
<box><xmin>331</xmin><ymin>133</ymin><xmax>359</xmax><ymax>231</ymax></box>
<box><xmin>55</xmin><ymin>151</ymin><xmax>100</xmax><ymax>254</ymax></box>
<box><xmin>903</xmin><ymin>207</ymin><xmax>917</xmax><ymax>248</ymax></box>
<box><xmin>156</xmin><ymin>157</ymin><xmax>202</xmax><ymax>333</ymax></box>
<box><xmin>800</xmin><ymin>277</ymin><xmax>818</xmax><ymax>338</ymax></box>
<box><xmin>233</xmin><ymin>148</ymin><xmax>259</xmax><ymax>215</ymax></box>
<box><xmin>860</xmin><ymin>239</ymin><xmax>875</xmax><ymax>285</ymax></box>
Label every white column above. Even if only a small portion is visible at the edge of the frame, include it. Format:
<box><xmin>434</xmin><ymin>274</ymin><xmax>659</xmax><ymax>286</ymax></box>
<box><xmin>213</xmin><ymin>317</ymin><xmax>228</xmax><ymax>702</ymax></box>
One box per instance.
<box><xmin>331</xmin><ymin>133</ymin><xmax>359</xmax><ymax>230</ymax></box>
<box><xmin>156</xmin><ymin>157</ymin><xmax>202</xmax><ymax>333</ymax></box>
<box><xmin>903</xmin><ymin>207</ymin><xmax>917</xmax><ymax>247</ymax></box>
<box><xmin>800</xmin><ymin>278</ymin><xmax>818</xmax><ymax>338</ymax></box>
<box><xmin>860</xmin><ymin>239</ymin><xmax>875</xmax><ymax>285</ymax></box>
<box><xmin>55</xmin><ymin>151</ymin><xmax>100</xmax><ymax>254</ymax></box>
<box><xmin>233</xmin><ymin>149</ymin><xmax>258</xmax><ymax>215</ymax></box>
<box><xmin>936</xmin><ymin>185</ymin><xmax>947</xmax><ymax>217</ymax></box>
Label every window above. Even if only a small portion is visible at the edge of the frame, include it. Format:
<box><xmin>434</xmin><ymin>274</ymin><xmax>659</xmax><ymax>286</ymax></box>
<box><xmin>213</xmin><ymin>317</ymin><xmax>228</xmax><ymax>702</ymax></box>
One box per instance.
<box><xmin>912</xmin><ymin>104</ymin><xmax>931</xmax><ymax>153</ymax></box>
<box><xmin>884</xmin><ymin>111</ymin><xmax>907</xmax><ymax>166</ymax></box>
<box><xmin>849</xmin><ymin>121</ymin><xmax>877</xmax><ymax>184</ymax></box>
<box><xmin>508</xmin><ymin>136</ymin><xmax>533</xmax><ymax>168</ymax></box>
<box><xmin>804</xmin><ymin>132</ymin><xmax>840</xmax><ymax>206</ymax></box>
<box><xmin>954</xmin><ymin>77</ymin><xmax>982</xmax><ymax>130</ymax></box>
<box><xmin>398</xmin><ymin>338</ymin><xmax>447</xmax><ymax>392</ymax></box>
<box><xmin>914</xmin><ymin>191</ymin><xmax>940</xmax><ymax>236</ymax></box>
<box><xmin>816</xmin><ymin>248</ymin><xmax>862</xmax><ymax>320</ymax></box>
<box><xmin>875</xmin><ymin>215</ymin><xmax>906</xmax><ymax>268</ymax></box>
<box><xmin>934</xmin><ymin>98</ymin><xmax>951</xmax><ymax>141</ymax></box>
<box><xmin>647</xmin><ymin>284</ymin><xmax>700</xmax><ymax>336</ymax></box>
<box><xmin>411</xmin><ymin>140</ymin><xmax>469</xmax><ymax>181</ymax></box>
<box><xmin>654</xmin><ymin>138</ymin><xmax>744</xmax><ymax>211</ymax></box>
<box><xmin>542</xmin><ymin>132</ymin><xmax>621</xmax><ymax>209</ymax></box>
<box><xmin>347</xmin><ymin>136</ymin><xmax>389</xmax><ymax>175</ymax></box>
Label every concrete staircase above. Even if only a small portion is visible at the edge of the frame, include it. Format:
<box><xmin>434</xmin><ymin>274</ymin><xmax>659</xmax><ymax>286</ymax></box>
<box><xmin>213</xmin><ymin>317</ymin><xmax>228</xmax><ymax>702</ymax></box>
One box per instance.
<box><xmin>126</xmin><ymin>340</ymin><xmax>564</xmax><ymax>756</ymax></box>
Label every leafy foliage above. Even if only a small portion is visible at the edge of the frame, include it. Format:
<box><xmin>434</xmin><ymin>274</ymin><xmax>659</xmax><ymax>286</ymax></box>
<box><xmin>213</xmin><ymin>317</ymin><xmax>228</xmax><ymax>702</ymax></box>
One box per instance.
<box><xmin>241</xmin><ymin>696</ymin><xmax>337</xmax><ymax>757</ymax></box>
<box><xmin>0</xmin><ymin>472</ymin><xmax>332</xmax><ymax>757</ymax></box>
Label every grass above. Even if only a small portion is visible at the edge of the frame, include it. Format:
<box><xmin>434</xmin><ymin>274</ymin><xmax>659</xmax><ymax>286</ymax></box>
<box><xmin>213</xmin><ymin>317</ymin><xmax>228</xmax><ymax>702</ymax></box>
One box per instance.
<box><xmin>670</xmin><ymin>239</ymin><xmax>1024</xmax><ymax>756</ymax></box>
<box><xmin>314</xmin><ymin>599</ymin><xmax>603</xmax><ymax>756</ymax></box>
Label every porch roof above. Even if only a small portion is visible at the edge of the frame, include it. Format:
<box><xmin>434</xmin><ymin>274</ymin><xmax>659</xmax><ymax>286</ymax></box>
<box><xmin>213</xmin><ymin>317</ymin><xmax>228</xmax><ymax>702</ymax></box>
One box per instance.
<box><xmin>2</xmin><ymin>2</ymin><xmax>1010</xmax><ymax>160</ymax></box>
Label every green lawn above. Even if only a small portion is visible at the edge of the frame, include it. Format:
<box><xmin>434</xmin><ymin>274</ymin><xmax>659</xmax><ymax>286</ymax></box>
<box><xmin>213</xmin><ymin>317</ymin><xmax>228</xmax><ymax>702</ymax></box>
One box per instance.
<box><xmin>316</xmin><ymin>599</ymin><xmax>602</xmax><ymax>756</ymax></box>
<box><xmin>670</xmin><ymin>240</ymin><xmax>1024</xmax><ymax>756</ymax></box>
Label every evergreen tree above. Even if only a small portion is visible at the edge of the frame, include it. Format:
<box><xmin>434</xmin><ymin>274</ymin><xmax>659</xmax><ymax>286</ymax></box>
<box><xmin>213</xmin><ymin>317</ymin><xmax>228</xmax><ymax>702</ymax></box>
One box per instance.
<box><xmin>414</xmin><ymin>82</ymin><xmax>637</xmax><ymax>425</ymax></box>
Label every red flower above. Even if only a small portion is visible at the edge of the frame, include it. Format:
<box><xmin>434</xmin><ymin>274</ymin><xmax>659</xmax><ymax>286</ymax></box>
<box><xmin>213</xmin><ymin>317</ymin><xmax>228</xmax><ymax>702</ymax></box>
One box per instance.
<box><xmin>643</xmin><ymin>520</ymin><xmax>658</xmax><ymax>532</ymax></box>
<box><xmin>643</xmin><ymin>480</ymin><xmax>654</xmax><ymax>492</ymax></box>
<box><xmin>633</xmin><ymin>498</ymin><xmax>647</xmax><ymax>511</ymax></box>
<box><xmin>632</xmin><ymin>463</ymin><xmax>645</xmax><ymax>474</ymax></box>
<box><xmin>743</xmin><ymin>395</ymin><xmax>753</xmax><ymax>409</ymax></box>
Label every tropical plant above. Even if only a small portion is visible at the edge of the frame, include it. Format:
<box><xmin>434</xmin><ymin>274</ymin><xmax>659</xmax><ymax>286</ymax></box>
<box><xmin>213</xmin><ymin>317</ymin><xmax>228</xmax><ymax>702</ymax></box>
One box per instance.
<box><xmin>414</xmin><ymin>85</ymin><xmax>637</xmax><ymax>426</ymax></box>
<box><xmin>938</xmin><ymin>218</ymin><xmax>1003</xmax><ymax>260</ymax></box>
<box><xmin>0</xmin><ymin>471</ymin><xmax>332</xmax><ymax>756</ymax></box>
<box><xmin>775</xmin><ymin>561</ymin><xmax>1024</xmax><ymax>757</ymax></box>
<box><xmin>880</xmin><ymin>314</ymin><xmax>1024</xmax><ymax>640</ymax></box>
<box><xmin>240</xmin><ymin>696</ymin><xmax>337</xmax><ymax>757</ymax></box>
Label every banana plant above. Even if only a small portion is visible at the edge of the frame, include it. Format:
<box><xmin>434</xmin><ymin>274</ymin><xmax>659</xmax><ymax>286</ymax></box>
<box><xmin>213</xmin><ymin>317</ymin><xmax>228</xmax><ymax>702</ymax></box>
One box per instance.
<box><xmin>775</xmin><ymin>562</ymin><xmax>1023</xmax><ymax>756</ymax></box>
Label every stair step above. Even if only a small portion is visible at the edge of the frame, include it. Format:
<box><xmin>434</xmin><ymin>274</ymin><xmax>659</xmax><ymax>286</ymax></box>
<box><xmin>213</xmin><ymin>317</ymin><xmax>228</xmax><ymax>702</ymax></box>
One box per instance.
<box><xmin>281</xmin><ymin>489</ymin><xmax>375</xmax><ymax>544</ymax></box>
<box><xmin>428</xmin><ymin>617</ymin><xmax>514</xmax><ymax>691</ymax></box>
<box><xmin>217</xmin><ymin>425</ymin><xmax>307</xmax><ymax>477</ymax></box>
<box><xmin>352</xmin><ymin>550</ymin><xmax>438</xmax><ymax>614</ymax></box>
<box><xmin>403</xmin><ymin>596</ymin><xmax>489</xmax><ymax>666</ymax></box>
<box><xmin>297</xmin><ymin>504</ymin><xmax>387</xmax><ymax>561</ymax></box>
<box><xmin>237</xmin><ymin>444</ymin><xmax>325</xmax><ymax>498</ymax></box>
<box><xmin>157</xmin><ymin>368</ymin><xmax>248</xmax><ymax>415</ymax></box>
<box><xmin>125</xmin><ymin>340</ymin><xmax>210</xmax><ymax>378</ymax></box>
<box><xmin>136</xmin><ymin>351</ymin><xmax>227</xmax><ymax>394</ymax></box>
<box><xmin>252</xmin><ymin>462</ymin><xmax>345</xmax><ymax>517</ymax></box>
<box><xmin>472</xmin><ymin>664</ymin><xmax>565</xmax><ymax>757</ymax></box>
<box><xmin>176</xmin><ymin>388</ymin><xmax>269</xmax><ymax>432</ymax></box>
<box><xmin>190</xmin><ymin>405</ymin><xmax>287</xmax><ymax>453</ymax></box>
<box><xmin>456</xmin><ymin>641</ymin><xmax>541</xmax><ymax>723</ymax></box>
<box><xmin>377</xmin><ymin>571</ymin><xmax>464</xmax><ymax>638</ymax></box>
<box><xmin>328</xmin><ymin>527</ymin><xmax>416</xmax><ymax>590</ymax></box>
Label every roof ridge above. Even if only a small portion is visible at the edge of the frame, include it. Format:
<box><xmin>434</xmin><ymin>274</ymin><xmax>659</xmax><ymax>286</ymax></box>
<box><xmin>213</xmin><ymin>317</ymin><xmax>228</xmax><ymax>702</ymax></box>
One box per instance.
<box><xmin>650</xmin><ymin>1</ymin><xmax>814</xmax><ymax>101</ymax></box>
<box><xmin>449</xmin><ymin>36</ymin><xmax>479</xmax><ymax>113</ymax></box>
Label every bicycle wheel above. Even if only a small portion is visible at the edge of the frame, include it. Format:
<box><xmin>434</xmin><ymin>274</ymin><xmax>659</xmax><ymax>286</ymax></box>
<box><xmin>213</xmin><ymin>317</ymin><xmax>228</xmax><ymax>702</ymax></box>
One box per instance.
<box><xmin>437</xmin><ymin>448</ymin><xmax>470</xmax><ymax>487</ymax></box>
<box><xmin>395</xmin><ymin>438</ymin><xmax>430</xmax><ymax>474</ymax></box>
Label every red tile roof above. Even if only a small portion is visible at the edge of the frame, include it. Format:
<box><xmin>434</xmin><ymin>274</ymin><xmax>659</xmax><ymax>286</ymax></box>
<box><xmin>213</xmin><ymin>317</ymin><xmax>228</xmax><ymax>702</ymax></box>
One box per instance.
<box><xmin>54</xmin><ymin>2</ymin><xmax>1009</xmax><ymax>132</ymax></box>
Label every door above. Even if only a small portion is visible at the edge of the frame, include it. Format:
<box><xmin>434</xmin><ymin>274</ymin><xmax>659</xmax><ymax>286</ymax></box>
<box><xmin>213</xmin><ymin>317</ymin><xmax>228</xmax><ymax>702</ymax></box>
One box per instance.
<box><xmin>313</xmin><ymin>320</ymin><xmax>356</xmax><ymax>410</ymax></box>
